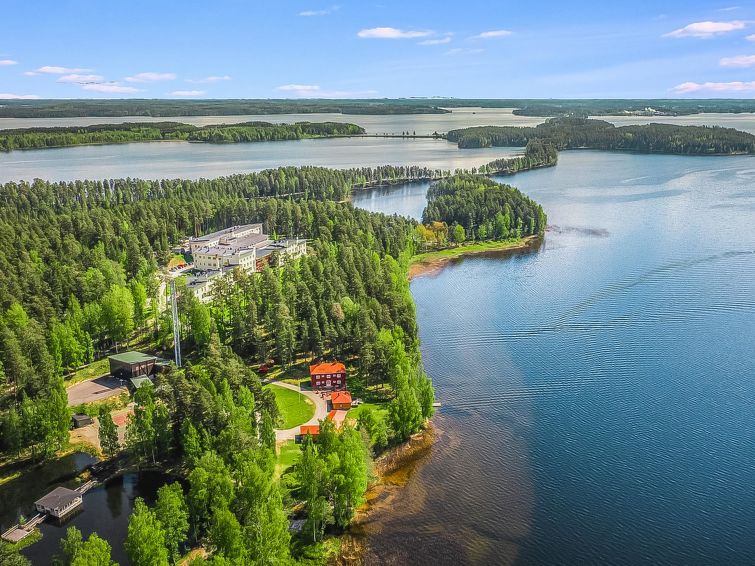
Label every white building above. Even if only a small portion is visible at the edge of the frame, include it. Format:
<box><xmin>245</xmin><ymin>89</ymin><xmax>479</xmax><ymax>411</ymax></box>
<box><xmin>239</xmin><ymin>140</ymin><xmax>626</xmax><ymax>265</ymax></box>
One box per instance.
<box><xmin>185</xmin><ymin>225</ymin><xmax>307</xmax><ymax>303</ymax></box>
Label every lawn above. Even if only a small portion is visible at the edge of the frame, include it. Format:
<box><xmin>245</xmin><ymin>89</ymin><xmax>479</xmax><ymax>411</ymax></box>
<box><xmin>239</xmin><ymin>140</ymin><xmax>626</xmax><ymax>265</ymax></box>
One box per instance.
<box><xmin>265</xmin><ymin>384</ymin><xmax>315</xmax><ymax>429</ymax></box>
<box><xmin>347</xmin><ymin>401</ymin><xmax>389</xmax><ymax>421</ymax></box>
<box><xmin>64</xmin><ymin>357</ymin><xmax>110</xmax><ymax>386</ymax></box>
<box><xmin>275</xmin><ymin>440</ymin><xmax>301</xmax><ymax>478</ymax></box>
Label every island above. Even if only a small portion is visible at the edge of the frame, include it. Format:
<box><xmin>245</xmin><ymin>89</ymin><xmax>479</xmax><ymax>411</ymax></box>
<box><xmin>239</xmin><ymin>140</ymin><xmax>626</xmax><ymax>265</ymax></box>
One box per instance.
<box><xmin>0</xmin><ymin>121</ymin><xmax>365</xmax><ymax>152</ymax></box>
<box><xmin>447</xmin><ymin>117</ymin><xmax>755</xmax><ymax>155</ymax></box>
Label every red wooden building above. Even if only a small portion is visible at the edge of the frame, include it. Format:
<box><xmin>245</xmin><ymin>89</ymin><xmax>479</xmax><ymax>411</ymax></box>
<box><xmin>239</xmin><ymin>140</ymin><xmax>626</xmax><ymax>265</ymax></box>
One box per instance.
<box><xmin>309</xmin><ymin>361</ymin><xmax>346</xmax><ymax>390</ymax></box>
<box><xmin>331</xmin><ymin>390</ymin><xmax>352</xmax><ymax>410</ymax></box>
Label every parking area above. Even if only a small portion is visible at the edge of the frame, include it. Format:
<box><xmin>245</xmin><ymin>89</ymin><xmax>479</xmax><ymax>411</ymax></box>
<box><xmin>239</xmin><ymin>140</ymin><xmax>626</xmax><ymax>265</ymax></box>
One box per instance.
<box><xmin>67</xmin><ymin>376</ymin><xmax>127</xmax><ymax>407</ymax></box>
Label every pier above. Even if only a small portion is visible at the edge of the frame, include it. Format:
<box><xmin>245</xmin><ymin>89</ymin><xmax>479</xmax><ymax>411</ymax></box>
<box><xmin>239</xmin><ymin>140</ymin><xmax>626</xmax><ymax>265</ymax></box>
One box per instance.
<box><xmin>1</xmin><ymin>481</ymin><xmax>97</xmax><ymax>543</ymax></box>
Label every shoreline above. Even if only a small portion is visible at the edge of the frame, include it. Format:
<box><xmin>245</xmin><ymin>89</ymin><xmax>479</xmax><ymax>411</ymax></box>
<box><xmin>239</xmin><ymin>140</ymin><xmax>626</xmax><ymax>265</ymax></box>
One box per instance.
<box><xmin>408</xmin><ymin>236</ymin><xmax>542</xmax><ymax>280</ymax></box>
<box><xmin>332</xmin><ymin>424</ymin><xmax>436</xmax><ymax>565</ymax></box>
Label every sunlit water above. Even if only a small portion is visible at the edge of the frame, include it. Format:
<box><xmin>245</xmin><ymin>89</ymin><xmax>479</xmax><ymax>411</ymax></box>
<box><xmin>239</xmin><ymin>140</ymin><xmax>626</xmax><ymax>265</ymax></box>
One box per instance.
<box><xmin>0</xmin><ymin>137</ymin><xmax>522</xmax><ymax>183</ymax></box>
<box><xmin>355</xmin><ymin>151</ymin><xmax>755</xmax><ymax>565</ymax></box>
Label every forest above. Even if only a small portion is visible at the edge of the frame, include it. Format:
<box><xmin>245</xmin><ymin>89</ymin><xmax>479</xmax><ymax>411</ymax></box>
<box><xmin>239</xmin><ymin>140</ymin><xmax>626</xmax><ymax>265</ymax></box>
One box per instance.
<box><xmin>0</xmin><ymin>158</ymin><xmax>561</xmax><ymax>563</ymax></box>
<box><xmin>422</xmin><ymin>175</ymin><xmax>547</xmax><ymax>242</ymax></box>
<box><xmin>446</xmin><ymin>117</ymin><xmax>755</xmax><ymax>155</ymax></box>
<box><xmin>0</xmin><ymin>121</ymin><xmax>365</xmax><ymax>151</ymax></box>
<box><xmin>0</xmin><ymin>99</ymin><xmax>449</xmax><ymax>118</ymax></box>
<box><xmin>3</xmin><ymin>98</ymin><xmax>755</xmax><ymax>119</ymax></box>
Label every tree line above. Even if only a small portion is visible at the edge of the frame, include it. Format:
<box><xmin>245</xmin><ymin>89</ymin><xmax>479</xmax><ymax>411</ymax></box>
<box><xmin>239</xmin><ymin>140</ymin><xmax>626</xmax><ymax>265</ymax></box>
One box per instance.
<box><xmin>0</xmin><ymin>99</ymin><xmax>449</xmax><ymax>118</ymax></box>
<box><xmin>447</xmin><ymin>117</ymin><xmax>755</xmax><ymax>155</ymax></box>
<box><xmin>0</xmin><ymin>121</ymin><xmax>365</xmax><ymax>152</ymax></box>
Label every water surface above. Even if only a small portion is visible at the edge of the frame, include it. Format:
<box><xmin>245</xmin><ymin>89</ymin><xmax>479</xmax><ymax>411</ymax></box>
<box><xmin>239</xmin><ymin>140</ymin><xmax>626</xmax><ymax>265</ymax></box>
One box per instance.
<box><xmin>356</xmin><ymin>151</ymin><xmax>755</xmax><ymax>565</ymax></box>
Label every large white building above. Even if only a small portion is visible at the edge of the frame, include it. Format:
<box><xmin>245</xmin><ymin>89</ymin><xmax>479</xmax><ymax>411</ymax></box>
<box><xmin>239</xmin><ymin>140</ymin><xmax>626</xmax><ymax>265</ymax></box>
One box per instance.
<box><xmin>185</xmin><ymin>224</ymin><xmax>306</xmax><ymax>302</ymax></box>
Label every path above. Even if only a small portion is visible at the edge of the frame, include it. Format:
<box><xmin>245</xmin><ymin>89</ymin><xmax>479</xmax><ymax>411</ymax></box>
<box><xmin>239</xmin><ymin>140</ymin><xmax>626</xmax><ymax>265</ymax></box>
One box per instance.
<box><xmin>67</xmin><ymin>376</ymin><xmax>126</xmax><ymax>407</ymax></box>
<box><xmin>271</xmin><ymin>381</ymin><xmax>328</xmax><ymax>442</ymax></box>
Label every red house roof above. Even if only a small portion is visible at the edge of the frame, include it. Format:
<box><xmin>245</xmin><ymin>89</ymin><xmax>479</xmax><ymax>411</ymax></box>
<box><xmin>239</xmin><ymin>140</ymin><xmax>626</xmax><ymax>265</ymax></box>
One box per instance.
<box><xmin>310</xmin><ymin>361</ymin><xmax>346</xmax><ymax>375</ymax></box>
<box><xmin>300</xmin><ymin>425</ymin><xmax>320</xmax><ymax>436</ymax></box>
<box><xmin>331</xmin><ymin>391</ymin><xmax>352</xmax><ymax>405</ymax></box>
<box><xmin>326</xmin><ymin>410</ymin><xmax>337</xmax><ymax>421</ymax></box>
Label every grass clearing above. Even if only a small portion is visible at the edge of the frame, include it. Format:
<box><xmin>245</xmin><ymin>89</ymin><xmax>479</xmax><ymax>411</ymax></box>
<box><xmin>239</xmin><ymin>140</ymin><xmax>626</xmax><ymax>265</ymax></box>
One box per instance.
<box><xmin>276</xmin><ymin>440</ymin><xmax>301</xmax><ymax>478</ymax></box>
<box><xmin>410</xmin><ymin>237</ymin><xmax>531</xmax><ymax>266</ymax></box>
<box><xmin>265</xmin><ymin>384</ymin><xmax>315</xmax><ymax>429</ymax></box>
<box><xmin>347</xmin><ymin>402</ymin><xmax>389</xmax><ymax>421</ymax></box>
<box><xmin>64</xmin><ymin>357</ymin><xmax>110</xmax><ymax>386</ymax></box>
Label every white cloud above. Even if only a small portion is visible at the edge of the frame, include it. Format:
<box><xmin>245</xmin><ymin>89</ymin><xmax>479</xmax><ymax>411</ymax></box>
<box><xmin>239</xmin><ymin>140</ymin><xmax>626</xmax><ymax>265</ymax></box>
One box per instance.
<box><xmin>300</xmin><ymin>5</ymin><xmax>339</xmax><ymax>16</ymax></box>
<box><xmin>664</xmin><ymin>20</ymin><xmax>746</xmax><ymax>38</ymax></box>
<box><xmin>34</xmin><ymin>65</ymin><xmax>92</xmax><ymax>74</ymax></box>
<box><xmin>747</xmin><ymin>34</ymin><xmax>755</xmax><ymax>41</ymax></box>
<box><xmin>0</xmin><ymin>93</ymin><xmax>40</xmax><ymax>99</ymax></box>
<box><xmin>419</xmin><ymin>35</ymin><xmax>452</xmax><ymax>45</ymax></box>
<box><xmin>170</xmin><ymin>90</ymin><xmax>205</xmax><ymax>96</ymax></box>
<box><xmin>720</xmin><ymin>54</ymin><xmax>755</xmax><ymax>67</ymax></box>
<box><xmin>357</xmin><ymin>27</ymin><xmax>433</xmax><ymax>39</ymax></box>
<box><xmin>0</xmin><ymin>59</ymin><xmax>18</xmax><ymax>66</ymax></box>
<box><xmin>671</xmin><ymin>80</ymin><xmax>755</xmax><ymax>93</ymax></box>
<box><xmin>186</xmin><ymin>75</ymin><xmax>231</xmax><ymax>83</ymax></box>
<box><xmin>57</xmin><ymin>73</ymin><xmax>104</xmax><ymax>84</ymax></box>
<box><xmin>125</xmin><ymin>72</ymin><xmax>176</xmax><ymax>83</ymax></box>
<box><xmin>470</xmin><ymin>29</ymin><xmax>512</xmax><ymax>39</ymax></box>
<box><xmin>82</xmin><ymin>83</ymin><xmax>142</xmax><ymax>93</ymax></box>
<box><xmin>445</xmin><ymin>47</ymin><xmax>485</xmax><ymax>55</ymax></box>
<box><xmin>276</xmin><ymin>84</ymin><xmax>376</xmax><ymax>98</ymax></box>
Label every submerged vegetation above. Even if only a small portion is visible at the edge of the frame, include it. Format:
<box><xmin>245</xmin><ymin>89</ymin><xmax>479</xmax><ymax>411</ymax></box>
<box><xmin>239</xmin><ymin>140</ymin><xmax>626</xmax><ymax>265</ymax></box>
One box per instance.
<box><xmin>447</xmin><ymin>117</ymin><xmax>755</xmax><ymax>155</ymax></box>
<box><xmin>0</xmin><ymin>121</ymin><xmax>365</xmax><ymax>151</ymax></box>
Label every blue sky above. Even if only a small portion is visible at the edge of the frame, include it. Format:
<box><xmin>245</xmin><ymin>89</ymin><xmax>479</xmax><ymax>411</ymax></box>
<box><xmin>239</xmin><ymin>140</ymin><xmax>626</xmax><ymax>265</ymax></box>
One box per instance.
<box><xmin>1</xmin><ymin>0</ymin><xmax>755</xmax><ymax>99</ymax></box>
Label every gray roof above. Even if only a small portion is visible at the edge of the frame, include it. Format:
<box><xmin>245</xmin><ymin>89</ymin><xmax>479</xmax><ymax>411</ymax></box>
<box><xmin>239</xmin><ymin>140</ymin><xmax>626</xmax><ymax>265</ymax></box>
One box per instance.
<box><xmin>190</xmin><ymin>223</ymin><xmax>263</xmax><ymax>243</ymax></box>
<box><xmin>35</xmin><ymin>486</ymin><xmax>80</xmax><ymax>509</ymax></box>
<box><xmin>109</xmin><ymin>351</ymin><xmax>156</xmax><ymax>364</ymax></box>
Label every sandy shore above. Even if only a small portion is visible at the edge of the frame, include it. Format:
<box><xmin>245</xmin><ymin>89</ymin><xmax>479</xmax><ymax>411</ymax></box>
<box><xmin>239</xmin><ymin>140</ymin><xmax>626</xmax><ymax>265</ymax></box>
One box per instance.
<box><xmin>408</xmin><ymin>236</ymin><xmax>542</xmax><ymax>280</ymax></box>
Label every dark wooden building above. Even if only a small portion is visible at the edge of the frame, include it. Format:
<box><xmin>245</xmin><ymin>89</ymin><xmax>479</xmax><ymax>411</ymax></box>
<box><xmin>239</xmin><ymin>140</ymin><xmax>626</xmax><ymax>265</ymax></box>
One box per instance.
<box><xmin>108</xmin><ymin>351</ymin><xmax>157</xmax><ymax>381</ymax></box>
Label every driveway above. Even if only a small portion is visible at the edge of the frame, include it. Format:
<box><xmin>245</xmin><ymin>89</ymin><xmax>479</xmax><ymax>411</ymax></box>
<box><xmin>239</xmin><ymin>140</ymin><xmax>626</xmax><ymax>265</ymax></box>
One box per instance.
<box><xmin>272</xmin><ymin>381</ymin><xmax>328</xmax><ymax>442</ymax></box>
<box><xmin>67</xmin><ymin>376</ymin><xmax>127</xmax><ymax>407</ymax></box>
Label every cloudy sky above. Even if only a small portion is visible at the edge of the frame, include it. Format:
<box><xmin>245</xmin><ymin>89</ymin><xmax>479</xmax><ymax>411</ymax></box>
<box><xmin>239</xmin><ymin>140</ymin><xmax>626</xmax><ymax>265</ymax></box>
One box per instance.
<box><xmin>2</xmin><ymin>0</ymin><xmax>755</xmax><ymax>99</ymax></box>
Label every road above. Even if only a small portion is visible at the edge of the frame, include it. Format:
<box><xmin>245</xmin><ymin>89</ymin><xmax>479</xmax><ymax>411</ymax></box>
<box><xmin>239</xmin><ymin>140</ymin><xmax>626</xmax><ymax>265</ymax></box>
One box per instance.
<box><xmin>67</xmin><ymin>376</ymin><xmax>127</xmax><ymax>407</ymax></box>
<box><xmin>271</xmin><ymin>381</ymin><xmax>328</xmax><ymax>442</ymax></box>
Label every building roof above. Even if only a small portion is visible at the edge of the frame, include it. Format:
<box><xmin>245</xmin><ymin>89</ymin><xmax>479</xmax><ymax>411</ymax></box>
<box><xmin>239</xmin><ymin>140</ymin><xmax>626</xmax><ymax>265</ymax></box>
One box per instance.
<box><xmin>327</xmin><ymin>410</ymin><xmax>337</xmax><ymax>421</ymax></box>
<box><xmin>189</xmin><ymin>223</ymin><xmax>263</xmax><ymax>244</ymax></box>
<box><xmin>109</xmin><ymin>351</ymin><xmax>155</xmax><ymax>364</ymax></box>
<box><xmin>72</xmin><ymin>413</ymin><xmax>93</xmax><ymax>423</ymax></box>
<box><xmin>300</xmin><ymin>425</ymin><xmax>320</xmax><ymax>436</ymax></box>
<box><xmin>130</xmin><ymin>376</ymin><xmax>154</xmax><ymax>389</ymax></box>
<box><xmin>331</xmin><ymin>391</ymin><xmax>352</xmax><ymax>405</ymax></box>
<box><xmin>310</xmin><ymin>362</ymin><xmax>346</xmax><ymax>375</ymax></box>
<box><xmin>35</xmin><ymin>486</ymin><xmax>80</xmax><ymax>509</ymax></box>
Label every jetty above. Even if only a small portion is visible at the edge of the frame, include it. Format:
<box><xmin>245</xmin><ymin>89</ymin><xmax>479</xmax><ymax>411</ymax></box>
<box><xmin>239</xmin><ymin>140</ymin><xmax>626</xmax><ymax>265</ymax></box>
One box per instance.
<box><xmin>1</xmin><ymin>480</ymin><xmax>96</xmax><ymax>543</ymax></box>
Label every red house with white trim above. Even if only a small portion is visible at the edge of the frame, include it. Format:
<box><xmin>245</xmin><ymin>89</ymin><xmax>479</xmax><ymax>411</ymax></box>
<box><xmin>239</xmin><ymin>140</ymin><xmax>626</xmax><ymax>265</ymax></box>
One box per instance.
<box><xmin>309</xmin><ymin>361</ymin><xmax>346</xmax><ymax>390</ymax></box>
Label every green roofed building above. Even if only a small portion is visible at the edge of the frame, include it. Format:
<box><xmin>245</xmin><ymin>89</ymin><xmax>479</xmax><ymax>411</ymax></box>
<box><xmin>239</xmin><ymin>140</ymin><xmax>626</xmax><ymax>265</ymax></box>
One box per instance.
<box><xmin>109</xmin><ymin>351</ymin><xmax>158</xmax><ymax>381</ymax></box>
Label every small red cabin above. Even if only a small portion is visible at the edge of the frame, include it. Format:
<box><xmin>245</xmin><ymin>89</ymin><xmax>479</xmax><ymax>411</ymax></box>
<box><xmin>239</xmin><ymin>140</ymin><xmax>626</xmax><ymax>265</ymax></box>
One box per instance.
<box><xmin>331</xmin><ymin>391</ymin><xmax>352</xmax><ymax>410</ymax></box>
<box><xmin>300</xmin><ymin>425</ymin><xmax>320</xmax><ymax>438</ymax></box>
<box><xmin>309</xmin><ymin>361</ymin><xmax>346</xmax><ymax>390</ymax></box>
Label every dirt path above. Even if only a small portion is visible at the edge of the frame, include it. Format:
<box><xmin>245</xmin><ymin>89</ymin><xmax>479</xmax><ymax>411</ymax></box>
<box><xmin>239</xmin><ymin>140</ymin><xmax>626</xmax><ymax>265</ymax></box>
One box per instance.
<box><xmin>66</xmin><ymin>376</ymin><xmax>127</xmax><ymax>407</ymax></box>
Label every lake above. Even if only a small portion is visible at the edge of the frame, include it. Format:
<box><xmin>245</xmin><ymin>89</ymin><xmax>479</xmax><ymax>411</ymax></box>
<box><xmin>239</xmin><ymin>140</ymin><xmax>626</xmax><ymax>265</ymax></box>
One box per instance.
<box><xmin>354</xmin><ymin>151</ymin><xmax>755</xmax><ymax>564</ymax></box>
<box><xmin>0</xmin><ymin>137</ymin><xmax>522</xmax><ymax>183</ymax></box>
<box><xmin>0</xmin><ymin>453</ymin><xmax>175</xmax><ymax>565</ymax></box>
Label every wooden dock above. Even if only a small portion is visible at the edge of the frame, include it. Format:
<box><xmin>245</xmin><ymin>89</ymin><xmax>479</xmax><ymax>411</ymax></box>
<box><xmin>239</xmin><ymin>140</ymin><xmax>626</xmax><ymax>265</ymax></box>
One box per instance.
<box><xmin>1</xmin><ymin>512</ymin><xmax>45</xmax><ymax>543</ymax></box>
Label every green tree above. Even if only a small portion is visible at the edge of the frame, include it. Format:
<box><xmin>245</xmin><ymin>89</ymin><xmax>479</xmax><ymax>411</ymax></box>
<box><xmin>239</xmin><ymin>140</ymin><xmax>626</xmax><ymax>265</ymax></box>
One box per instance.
<box><xmin>125</xmin><ymin>498</ymin><xmax>169</xmax><ymax>566</ymax></box>
<box><xmin>98</xmin><ymin>406</ymin><xmax>120</xmax><ymax>458</ymax></box>
<box><xmin>130</xmin><ymin>280</ymin><xmax>148</xmax><ymax>330</ymax></box>
<box><xmin>207</xmin><ymin>505</ymin><xmax>245</xmax><ymax>562</ymax></box>
<box><xmin>154</xmin><ymin>482</ymin><xmax>189</xmax><ymax>564</ymax></box>
<box><xmin>101</xmin><ymin>285</ymin><xmax>135</xmax><ymax>350</ymax></box>
<box><xmin>451</xmin><ymin>223</ymin><xmax>466</xmax><ymax>244</ymax></box>
<box><xmin>71</xmin><ymin>533</ymin><xmax>116</xmax><ymax>566</ymax></box>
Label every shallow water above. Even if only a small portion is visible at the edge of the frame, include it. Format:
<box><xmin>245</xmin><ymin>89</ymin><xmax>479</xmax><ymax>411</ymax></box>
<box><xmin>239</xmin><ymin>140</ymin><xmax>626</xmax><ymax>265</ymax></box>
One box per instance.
<box><xmin>356</xmin><ymin>151</ymin><xmax>755</xmax><ymax>565</ymax></box>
